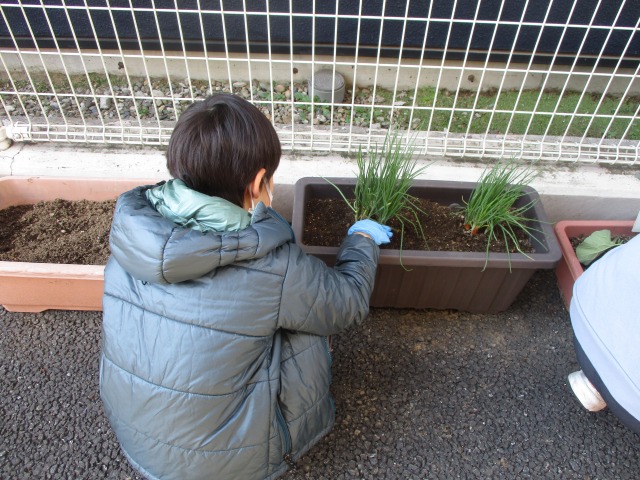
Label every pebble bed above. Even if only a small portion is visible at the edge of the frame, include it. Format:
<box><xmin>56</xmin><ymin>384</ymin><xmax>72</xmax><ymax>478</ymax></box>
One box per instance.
<box><xmin>0</xmin><ymin>77</ymin><xmax>418</xmax><ymax>131</ymax></box>
<box><xmin>1</xmin><ymin>270</ymin><xmax>639</xmax><ymax>479</ymax></box>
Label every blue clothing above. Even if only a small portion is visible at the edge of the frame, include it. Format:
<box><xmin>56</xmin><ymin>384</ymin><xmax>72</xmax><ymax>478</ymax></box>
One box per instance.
<box><xmin>145</xmin><ymin>179</ymin><xmax>252</xmax><ymax>233</ymax></box>
<box><xmin>100</xmin><ymin>184</ymin><xmax>379</xmax><ymax>479</ymax></box>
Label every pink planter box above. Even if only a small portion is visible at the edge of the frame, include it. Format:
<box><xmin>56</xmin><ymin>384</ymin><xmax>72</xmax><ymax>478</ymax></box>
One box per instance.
<box><xmin>0</xmin><ymin>176</ymin><xmax>158</xmax><ymax>312</ymax></box>
<box><xmin>554</xmin><ymin>220</ymin><xmax>636</xmax><ymax>310</ymax></box>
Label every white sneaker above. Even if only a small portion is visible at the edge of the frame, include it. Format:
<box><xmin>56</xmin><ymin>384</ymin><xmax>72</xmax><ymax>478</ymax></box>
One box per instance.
<box><xmin>568</xmin><ymin>370</ymin><xmax>607</xmax><ymax>412</ymax></box>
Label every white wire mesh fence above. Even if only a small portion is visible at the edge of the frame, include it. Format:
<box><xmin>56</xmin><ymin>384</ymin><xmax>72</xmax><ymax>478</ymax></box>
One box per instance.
<box><xmin>0</xmin><ymin>0</ymin><xmax>638</xmax><ymax>163</ymax></box>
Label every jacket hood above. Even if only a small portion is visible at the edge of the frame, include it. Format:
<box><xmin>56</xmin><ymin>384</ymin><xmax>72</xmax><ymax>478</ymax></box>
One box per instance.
<box><xmin>144</xmin><ymin>179</ymin><xmax>252</xmax><ymax>233</ymax></box>
<box><xmin>109</xmin><ymin>184</ymin><xmax>294</xmax><ymax>284</ymax></box>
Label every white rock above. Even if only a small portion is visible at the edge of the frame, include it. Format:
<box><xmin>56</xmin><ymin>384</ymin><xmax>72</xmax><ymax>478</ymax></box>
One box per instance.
<box><xmin>100</xmin><ymin>97</ymin><xmax>112</xmax><ymax>110</ymax></box>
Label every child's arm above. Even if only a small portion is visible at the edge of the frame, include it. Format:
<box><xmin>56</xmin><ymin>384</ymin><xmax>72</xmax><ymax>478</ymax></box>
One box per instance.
<box><xmin>277</xmin><ymin>233</ymin><xmax>379</xmax><ymax>335</ymax></box>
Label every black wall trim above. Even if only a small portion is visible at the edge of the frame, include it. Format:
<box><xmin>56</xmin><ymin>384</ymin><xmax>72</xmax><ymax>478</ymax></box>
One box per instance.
<box><xmin>0</xmin><ymin>0</ymin><xmax>638</xmax><ymax>69</ymax></box>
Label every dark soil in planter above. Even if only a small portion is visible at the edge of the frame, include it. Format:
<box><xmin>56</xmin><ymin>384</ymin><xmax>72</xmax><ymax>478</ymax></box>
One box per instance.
<box><xmin>303</xmin><ymin>198</ymin><xmax>535</xmax><ymax>253</ymax></box>
<box><xmin>0</xmin><ymin>199</ymin><xmax>115</xmax><ymax>265</ymax></box>
<box><xmin>0</xmin><ymin>195</ymin><xmax>537</xmax><ymax>266</ymax></box>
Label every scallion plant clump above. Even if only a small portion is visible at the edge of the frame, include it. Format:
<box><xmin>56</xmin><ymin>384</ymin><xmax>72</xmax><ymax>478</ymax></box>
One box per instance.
<box><xmin>463</xmin><ymin>159</ymin><xmax>540</xmax><ymax>268</ymax></box>
<box><xmin>326</xmin><ymin>130</ymin><xmax>428</xmax><ymax>250</ymax></box>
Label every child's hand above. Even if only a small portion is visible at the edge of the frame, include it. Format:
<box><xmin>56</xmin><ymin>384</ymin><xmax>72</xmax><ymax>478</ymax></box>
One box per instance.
<box><xmin>348</xmin><ymin>219</ymin><xmax>393</xmax><ymax>245</ymax></box>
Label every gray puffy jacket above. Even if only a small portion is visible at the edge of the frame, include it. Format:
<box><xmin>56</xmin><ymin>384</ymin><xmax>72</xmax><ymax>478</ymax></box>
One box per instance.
<box><xmin>100</xmin><ymin>185</ymin><xmax>379</xmax><ymax>480</ymax></box>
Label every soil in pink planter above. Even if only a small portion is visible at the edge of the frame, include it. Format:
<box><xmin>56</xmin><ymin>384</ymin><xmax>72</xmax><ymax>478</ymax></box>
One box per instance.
<box><xmin>0</xmin><ymin>198</ymin><xmax>114</xmax><ymax>264</ymax></box>
<box><xmin>0</xmin><ymin>176</ymin><xmax>160</xmax><ymax>312</ymax></box>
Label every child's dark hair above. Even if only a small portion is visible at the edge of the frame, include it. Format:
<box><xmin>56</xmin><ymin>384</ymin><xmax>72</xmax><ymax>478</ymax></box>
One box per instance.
<box><xmin>166</xmin><ymin>93</ymin><xmax>281</xmax><ymax>206</ymax></box>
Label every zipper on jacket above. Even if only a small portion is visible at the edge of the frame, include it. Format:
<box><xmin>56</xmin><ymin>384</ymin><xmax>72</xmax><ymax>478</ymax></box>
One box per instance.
<box><xmin>275</xmin><ymin>403</ymin><xmax>292</xmax><ymax>460</ymax></box>
<box><xmin>322</xmin><ymin>336</ymin><xmax>337</xmax><ymax>414</ymax></box>
<box><xmin>323</xmin><ymin>336</ymin><xmax>333</xmax><ymax>384</ymax></box>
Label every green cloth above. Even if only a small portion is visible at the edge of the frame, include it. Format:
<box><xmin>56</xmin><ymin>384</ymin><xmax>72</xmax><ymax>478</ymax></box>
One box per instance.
<box><xmin>145</xmin><ymin>179</ymin><xmax>251</xmax><ymax>233</ymax></box>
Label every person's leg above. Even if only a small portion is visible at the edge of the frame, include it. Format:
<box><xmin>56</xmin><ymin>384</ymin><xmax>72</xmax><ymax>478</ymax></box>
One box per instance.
<box><xmin>572</xmin><ymin>335</ymin><xmax>640</xmax><ymax>435</ymax></box>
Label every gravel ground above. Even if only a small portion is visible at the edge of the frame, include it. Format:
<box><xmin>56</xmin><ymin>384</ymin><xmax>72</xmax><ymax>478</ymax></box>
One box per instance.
<box><xmin>0</xmin><ymin>77</ymin><xmax>412</xmax><ymax>130</ymax></box>
<box><xmin>1</xmin><ymin>270</ymin><xmax>639</xmax><ymax>479</ymax></box>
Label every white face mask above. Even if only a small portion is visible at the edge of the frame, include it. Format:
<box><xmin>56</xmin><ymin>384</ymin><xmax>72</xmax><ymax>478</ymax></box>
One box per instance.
<box><xmin>264</xmin><ymin>178</ymin><xmax>274</xmax><ymax>204</ymax></box>
<box><xmin>250</xmin><ymin>178</ymin><xmax>274</xmax><ymax>213</ymax></box>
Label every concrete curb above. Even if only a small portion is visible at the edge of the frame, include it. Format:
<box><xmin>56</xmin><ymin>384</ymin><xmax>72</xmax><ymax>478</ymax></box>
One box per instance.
<box><xmin>1</xmin><ymin>142</ymin><xmax>639</xmax><ymax>222</ymax></box>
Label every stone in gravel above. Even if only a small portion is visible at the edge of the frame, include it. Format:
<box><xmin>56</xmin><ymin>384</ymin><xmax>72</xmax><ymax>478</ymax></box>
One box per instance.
<box><xmin>99</xmin><ymin>97</ymin><xmax>111</xmax><ymax>110</ymax></box>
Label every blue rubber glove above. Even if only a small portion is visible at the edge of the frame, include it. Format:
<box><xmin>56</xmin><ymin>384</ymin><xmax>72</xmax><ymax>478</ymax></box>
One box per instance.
<box><xmin>348</xmin><ymin>219</ymin><xmax>393</xmax><ymax>245</ymax></box>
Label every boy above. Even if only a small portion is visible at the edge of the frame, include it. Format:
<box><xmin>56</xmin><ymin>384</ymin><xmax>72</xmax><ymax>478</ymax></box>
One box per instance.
<box><xmin>100</xmin><ymin>93</ymin><xmax>392</xmax><ymax>479</ymax></box>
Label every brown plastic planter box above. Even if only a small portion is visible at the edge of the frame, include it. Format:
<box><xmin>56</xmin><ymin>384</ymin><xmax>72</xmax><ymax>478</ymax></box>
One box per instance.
<box><xmin>0</xmin><ymin>176</ymin><xmax>157</xmax><ymax>313</ymax></box>
<box><xmin>292</xmin><ymin>177</ymin><xmax>562</xmax><ymax>313</ymax></box>
<box><xmin>554</xmin><ymin>220</ymin><xmax>636</xmax><ymax>310</ymax></box>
